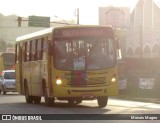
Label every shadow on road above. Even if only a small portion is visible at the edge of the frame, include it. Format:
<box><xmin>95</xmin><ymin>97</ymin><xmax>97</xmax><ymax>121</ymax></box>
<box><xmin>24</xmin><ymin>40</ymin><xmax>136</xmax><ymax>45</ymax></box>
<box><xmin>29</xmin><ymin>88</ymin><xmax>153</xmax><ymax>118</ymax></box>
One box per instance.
<box><xmin>0</xmin><ymin>97</ymin><xmax>111</xmax><ymax>114</ymax></box>
<box><xmin>112</xmin><ymin>95</ymin><xmax>160</xmax><ymax>104</ymax></box>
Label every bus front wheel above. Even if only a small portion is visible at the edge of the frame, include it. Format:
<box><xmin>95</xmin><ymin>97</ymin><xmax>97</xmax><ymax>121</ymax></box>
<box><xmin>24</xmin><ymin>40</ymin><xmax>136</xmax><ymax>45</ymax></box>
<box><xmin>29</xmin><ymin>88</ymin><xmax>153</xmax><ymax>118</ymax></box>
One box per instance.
<box><xmin>24</xmin><ymin>84</ymin><xmax>33</xmax><ymax>103</ymax></box>
<box><xmin>97</xmin><ymin>96</ymin><xmax>108</xmax><ymax>108</ymax></box>
<box><xmin>44</xmin><ymin>88</ymin><xmax>54</xmax><ymax>107</ymax></box>
<box><xmin>33</xmin><ymin>96</ymin><xmax>41</xmax><ymax>104</ymax></box>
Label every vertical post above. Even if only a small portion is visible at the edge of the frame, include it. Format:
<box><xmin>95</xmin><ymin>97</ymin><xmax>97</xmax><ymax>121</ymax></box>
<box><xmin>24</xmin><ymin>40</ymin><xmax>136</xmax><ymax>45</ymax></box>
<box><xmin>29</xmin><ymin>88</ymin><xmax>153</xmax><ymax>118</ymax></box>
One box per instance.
<box><xmin>17</xmin><ymin>17</ymin><xmax>22</xmax><ymax>27</ymax></box>
<box><xmin>77</xmin><ymin>8</ymin><xmax>79</xmax><ymax>25</ymax></box>
<box><xmin>140</xmin><ymin>25</ymin><xmax>143</xmax><ymax>58</ymax></box>
<box><xmin>141</xmin><ymin>0</ymin><xmax>145</xmax><ymax>58</ymax></box>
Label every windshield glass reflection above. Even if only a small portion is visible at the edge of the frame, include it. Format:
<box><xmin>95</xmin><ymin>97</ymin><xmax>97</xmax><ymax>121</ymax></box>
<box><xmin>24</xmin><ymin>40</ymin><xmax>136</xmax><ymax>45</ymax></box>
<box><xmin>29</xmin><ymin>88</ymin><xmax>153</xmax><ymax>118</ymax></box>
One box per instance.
<box><xmin>54</xmin><ymin>38</ymin><xmax>116</xmax><ymax>70</ymax></box>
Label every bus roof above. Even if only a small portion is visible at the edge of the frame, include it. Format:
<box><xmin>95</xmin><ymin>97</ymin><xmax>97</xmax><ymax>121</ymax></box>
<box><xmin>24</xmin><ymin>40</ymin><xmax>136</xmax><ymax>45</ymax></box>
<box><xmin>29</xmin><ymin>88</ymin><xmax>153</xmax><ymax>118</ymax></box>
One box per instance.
<box><xmin>16</xmin><ymin>25</ymin><xmax>113</xmax><ymax>43</ymax></box>
<box><xmin>0</xmin><ymin>52</ymin><xmax>15</xmax><ymax>55</ymax></box>
<box><xmin>16</xmin><ymin>27</ymin><xmax>54</xmax><ymax>43</ymax></box>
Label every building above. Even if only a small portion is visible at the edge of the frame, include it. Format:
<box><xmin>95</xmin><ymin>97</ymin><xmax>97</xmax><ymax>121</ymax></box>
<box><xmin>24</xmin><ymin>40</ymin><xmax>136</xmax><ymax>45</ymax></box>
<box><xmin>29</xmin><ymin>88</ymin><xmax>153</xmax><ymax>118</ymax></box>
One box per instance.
<box><xmin>128</xmin><ymin>0</ymin><xmax>160</xmax><ymax>58</ymax></box>
<box><xmin>99</xmin><ymin>7</ymin><xmax>130</xmax><ymax>58</ymax></box>
<box><xmin>99</xmin><ymin>7</ymin><xmax>130</xmax><ymax>29</ymax></box>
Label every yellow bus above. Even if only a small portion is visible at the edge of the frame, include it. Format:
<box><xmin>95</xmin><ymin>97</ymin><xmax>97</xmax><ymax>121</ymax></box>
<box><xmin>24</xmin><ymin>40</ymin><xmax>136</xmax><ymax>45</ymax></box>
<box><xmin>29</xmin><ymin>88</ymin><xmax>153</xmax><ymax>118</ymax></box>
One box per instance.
<box><xmin>0</xmin><ymin>52</ymin><xmax>15</xmax><ymax>74</ymax></box>
<box><xmin>15</xmin><ymin>25</ymin><xmax>119</xmax><ymax>108</ymax></box>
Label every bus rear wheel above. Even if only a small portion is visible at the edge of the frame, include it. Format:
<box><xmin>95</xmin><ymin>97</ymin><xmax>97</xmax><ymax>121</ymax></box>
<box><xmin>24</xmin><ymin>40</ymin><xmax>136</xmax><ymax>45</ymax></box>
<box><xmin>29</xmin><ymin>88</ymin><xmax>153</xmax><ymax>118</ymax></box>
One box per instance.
<box><xmin>76</xmin><ymin>99</ymin><xmax>82</xmax><ymax>104</ymax></box>
<box><xmin>44</xmin><ymin>88</ymin><xmax>54</xmax><ymax>107</ymax></box>
<box><xmin>97</xmin><ymin>96</ymin><xmax>108</xmax><ymax>108</ymax></box>
<box><xmin>2</xmin><ymin>86</ymin><xmax>6</xmax><ymax>95</ymax></box>
<box><xmin>68</xmin><ymin>99</ymin><xmax>76</xmax><ymax>106</ymax></box>
<box><xmin>33</xmin><ymin>96</ymin><xmax>41</xmax><ymax>104</ymax></box>
<box><xmin>24</xmin><ymin>84</ymin><xmax>33</xmax><ymax>103</ymax></box>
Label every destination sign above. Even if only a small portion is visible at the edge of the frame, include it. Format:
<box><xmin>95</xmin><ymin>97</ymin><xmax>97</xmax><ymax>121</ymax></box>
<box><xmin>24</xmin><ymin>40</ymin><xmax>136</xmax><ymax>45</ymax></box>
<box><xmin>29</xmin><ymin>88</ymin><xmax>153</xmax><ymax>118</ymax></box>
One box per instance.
<box><xmin>54</xmin><ymin>27</ymin><xmax>114</xmax><ymax>38</ymax></box>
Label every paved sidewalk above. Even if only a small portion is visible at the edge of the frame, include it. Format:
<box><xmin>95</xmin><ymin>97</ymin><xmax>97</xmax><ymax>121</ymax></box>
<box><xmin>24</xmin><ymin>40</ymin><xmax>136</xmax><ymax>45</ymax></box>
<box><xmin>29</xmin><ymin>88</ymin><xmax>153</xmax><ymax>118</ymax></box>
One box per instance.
<box><xmin>113</xmin><ymin>95</ymin><xmax>160</xmax><ymax>104</ymax></box>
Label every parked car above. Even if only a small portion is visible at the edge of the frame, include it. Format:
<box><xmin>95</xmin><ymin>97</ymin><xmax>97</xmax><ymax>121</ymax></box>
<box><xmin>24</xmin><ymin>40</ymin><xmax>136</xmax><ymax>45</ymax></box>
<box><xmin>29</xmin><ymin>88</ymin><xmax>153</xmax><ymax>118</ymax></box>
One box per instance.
<box><xmin>0</xmin><ymin>70</ymin><xmax>16</xmax><ymax>95</ymax></box>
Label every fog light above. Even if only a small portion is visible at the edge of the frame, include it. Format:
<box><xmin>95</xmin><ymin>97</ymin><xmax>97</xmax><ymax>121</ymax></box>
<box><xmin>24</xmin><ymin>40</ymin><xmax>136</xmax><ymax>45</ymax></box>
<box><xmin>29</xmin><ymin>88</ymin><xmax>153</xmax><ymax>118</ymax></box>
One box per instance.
<box><xmin>56</xmin><ymin>79</ymin><xmax>62</xmax><ymax>85</ymax></box>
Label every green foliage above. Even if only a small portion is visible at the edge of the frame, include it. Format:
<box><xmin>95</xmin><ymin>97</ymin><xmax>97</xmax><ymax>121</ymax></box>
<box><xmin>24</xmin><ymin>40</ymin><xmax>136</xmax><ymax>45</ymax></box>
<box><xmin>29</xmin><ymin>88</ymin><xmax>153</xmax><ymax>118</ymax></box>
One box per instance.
<box><xmin>7</xmin><ymin>42</ymin><xmax>15</xmax><ymax>48</ymax></box>
<box><xmin>0</xmin><ymin>39</ymin><xmax>7</xmax><ymax>52</ymax></box>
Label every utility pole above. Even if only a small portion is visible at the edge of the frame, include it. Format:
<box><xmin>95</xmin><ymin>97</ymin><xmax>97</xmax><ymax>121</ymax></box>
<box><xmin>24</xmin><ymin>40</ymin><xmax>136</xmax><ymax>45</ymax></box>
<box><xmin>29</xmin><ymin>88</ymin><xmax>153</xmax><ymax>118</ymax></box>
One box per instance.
<box><xmin>74</xmin><ymin>8</ymin><xmax>79</xmax><ymax>25</ymax></box>
<box><xmin>77</xmin><ymin>8</ymin><xmax>79</xmax><ymax>25</ymax></box>
<box><xmin>140</xmin><ymin>25</ymin><xmax>143</xmax><ymax>58</ymax></box>
<box><xmin>17</xmin><ymin>17</ymin><xmax>22</xmax><ymax>27</ymax></box>
<box><xmin>17</xmin><ymin>17</ymin><xmax>28</xmax><ymax>27</ymax></box>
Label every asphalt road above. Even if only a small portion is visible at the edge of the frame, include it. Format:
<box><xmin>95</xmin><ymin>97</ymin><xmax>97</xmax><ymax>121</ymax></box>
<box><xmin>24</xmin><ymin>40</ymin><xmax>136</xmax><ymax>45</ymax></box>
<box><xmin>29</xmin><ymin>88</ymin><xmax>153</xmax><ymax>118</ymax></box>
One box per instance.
<box><xmin>0</xmin><ymin>92</ymin><xmax>160</xmax><ymax>123</ymax></box>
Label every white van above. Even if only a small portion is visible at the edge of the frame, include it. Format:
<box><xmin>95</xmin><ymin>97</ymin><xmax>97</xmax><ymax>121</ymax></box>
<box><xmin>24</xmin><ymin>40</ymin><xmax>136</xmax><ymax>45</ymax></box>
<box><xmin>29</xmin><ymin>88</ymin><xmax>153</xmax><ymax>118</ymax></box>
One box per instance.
<box><xmin>0</xmin><ymin>70</ymin><xmax>16</xmax><ymax>95</ymax></box>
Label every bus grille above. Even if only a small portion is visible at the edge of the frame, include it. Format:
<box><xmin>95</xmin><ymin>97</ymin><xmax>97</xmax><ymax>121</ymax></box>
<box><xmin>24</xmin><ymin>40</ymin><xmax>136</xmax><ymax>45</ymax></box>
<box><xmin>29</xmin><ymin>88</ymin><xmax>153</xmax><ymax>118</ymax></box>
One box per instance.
<box><xmin>68</xmin><ymin>77</ymin><xmax>106</xmax><ymax>87</ymax></box>
<box><xmin>71</xmin><ymin>89</ymin><xmax>103</xmax><ymax>93</ymax></box>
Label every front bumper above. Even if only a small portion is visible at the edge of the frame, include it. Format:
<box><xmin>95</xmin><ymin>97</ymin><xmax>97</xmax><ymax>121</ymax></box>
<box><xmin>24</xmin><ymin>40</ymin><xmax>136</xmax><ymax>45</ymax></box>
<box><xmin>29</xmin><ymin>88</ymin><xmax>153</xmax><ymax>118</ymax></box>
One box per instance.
<box><xmin>52</xmin><ymin>83</ymin><xmax>118</xmax><ymax>98</ymax></box>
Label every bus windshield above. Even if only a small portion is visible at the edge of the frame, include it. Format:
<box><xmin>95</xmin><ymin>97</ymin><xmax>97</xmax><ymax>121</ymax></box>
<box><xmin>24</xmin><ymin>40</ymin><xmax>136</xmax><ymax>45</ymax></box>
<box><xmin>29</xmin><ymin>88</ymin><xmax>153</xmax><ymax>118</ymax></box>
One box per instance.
<box><xmin>54</xmin><ymin>38</ymin><xmax>116</xmax><ymax>70</ymax></box>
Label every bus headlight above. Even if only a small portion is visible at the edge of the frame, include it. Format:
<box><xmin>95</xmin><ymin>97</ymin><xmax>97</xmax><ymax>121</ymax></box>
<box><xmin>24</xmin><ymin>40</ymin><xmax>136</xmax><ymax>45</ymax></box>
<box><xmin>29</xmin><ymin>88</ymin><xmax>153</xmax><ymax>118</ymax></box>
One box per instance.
<box><xmin>56</xmin><ymin>79</ymin><xmax>62</xmax><ymax>85</ymax></box>
<box><xmin>111</xmin><ymin>77</ymin><xmax>116</xmax><ymax>83</ymax></box>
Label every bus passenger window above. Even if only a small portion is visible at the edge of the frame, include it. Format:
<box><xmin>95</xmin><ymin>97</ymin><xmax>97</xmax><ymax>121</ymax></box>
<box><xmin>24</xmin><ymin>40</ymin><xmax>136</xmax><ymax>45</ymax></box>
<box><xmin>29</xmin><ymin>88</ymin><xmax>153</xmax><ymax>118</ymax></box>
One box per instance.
<box><xmin>15</xmin><ymin>44</ymin><xmax>19</xmax><ymax>63</ymax></box>
<box><xmin>23</xmin><ymin>42</ymin><xmax>27</xmax><ymax>62</ymax></box>
<box><xmin>34</xmin><ymin>40</ymin><xmax>38</xmax><ymax>60</ymax></box>
<box><xmin>42</xmin><ymin>39</ymin><xmax>48</xmax><ymax>60</ymax></box>
<box><xmin>31</xmin><ymin>40</ymin><xmax>36</xmax><ymax>61</ymax></box>
<box><xmin>37</xmin><ymin>39</ymin><xmax>42</xmax><ymax>60</ymax></box>
<box><xmin>26</xmin><ymin>42</ymin><xmax>30</xmax><ymax>62</ymax></box>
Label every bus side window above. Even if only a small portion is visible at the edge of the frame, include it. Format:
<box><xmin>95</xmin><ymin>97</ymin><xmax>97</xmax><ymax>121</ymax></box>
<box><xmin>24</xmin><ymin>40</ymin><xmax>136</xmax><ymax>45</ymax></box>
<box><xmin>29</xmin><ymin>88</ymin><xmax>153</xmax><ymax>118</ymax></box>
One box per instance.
<box><xmin>35</xmin><ymin>39</ymin><xmax>38</xmax><ymax>60</ymax></box>
<box><xmin>37</xmin><ymin>39</ymin><xmax>42</xmax><ymax>60</ymax></box>
<box><xmin>23</xmin><ymin>42</ymin><xmax>27</xmax><ymax>62</ymax></box>
<box><xmin>29</xmin><ymin>40</ymin><xmax>32</xmax><ymax>61</ymax></box>
<box><xmin>15</xmin><ymin>44</ymin><xmax>19</xmax><ymax>63</ymax></box>
<box><xmin>31</xmin><ymin>40</ymin><xmax>36</xmax><ymax>61</ymax></box>
<box><xmin>42</xmin><ymin>38</ymin><xmax>48</xmax><ymax>60</ymax></box>
<box><xmin>26</xmin><ymin>41</ymin><xmax>30</xmax><ymax>62</ymax></box>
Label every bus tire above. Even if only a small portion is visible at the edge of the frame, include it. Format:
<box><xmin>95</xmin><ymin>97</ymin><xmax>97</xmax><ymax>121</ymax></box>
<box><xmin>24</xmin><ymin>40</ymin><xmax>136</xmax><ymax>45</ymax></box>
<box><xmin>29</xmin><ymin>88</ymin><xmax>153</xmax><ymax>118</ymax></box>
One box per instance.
<box><xmin>75</xmin><ymin>98</ymin><xmax>82</xmax><ymax>104</ymax></box>
<box><xmin>3</xmin><ymin>90</ymin><xmax>6</xmax><ymax>95</ymax></box>
<box><xmin>33</xmin><ymin>96</ymin><xmax>41</xmax><ymax>104</ymax></box>
<box><xmin>97</xmin><ymin>96</ymin><xmax>108</xmax><ymax>108</ymax></box>
<box><xmin>24</xmin><ymin>83</ymin><xmax>33</xmax><ymax>103</ymax></box>
<box><xmin>68</xmin><ymin>99</ymin><xmax>75</xmax><ymax>106</ymax></box>
<box><xmin>2</xmin><ymin>86</ymin><xmax>6</xmax><ymax>95</ymax></box>
<box><xmin>44</xmin><ymin>87</ymin><xmax>54</xmax><ymax>107</ymax></box>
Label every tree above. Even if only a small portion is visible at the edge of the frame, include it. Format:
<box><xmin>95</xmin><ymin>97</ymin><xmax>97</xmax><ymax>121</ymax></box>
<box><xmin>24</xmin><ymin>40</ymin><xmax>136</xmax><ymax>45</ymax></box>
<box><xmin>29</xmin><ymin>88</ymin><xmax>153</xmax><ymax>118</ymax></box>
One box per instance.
<box><xmin>0</xmin><ymin>39</ymin><xmax>7</xmax><ymax>52</ymax></box>
<box><xmin>7</xmin><ymin>42</ymin><xmax>15</xmax><ymax>48</ymax></box>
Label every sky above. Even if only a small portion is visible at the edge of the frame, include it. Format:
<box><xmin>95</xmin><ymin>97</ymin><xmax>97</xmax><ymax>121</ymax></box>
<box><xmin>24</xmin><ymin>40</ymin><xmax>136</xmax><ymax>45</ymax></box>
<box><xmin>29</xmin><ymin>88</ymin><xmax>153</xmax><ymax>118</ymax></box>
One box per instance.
<box><xmin>0</xmin><ymin>0</ymin><xmax>139</xmax><ymax>24</ymax></box>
